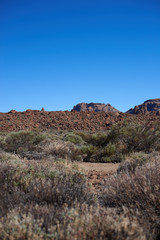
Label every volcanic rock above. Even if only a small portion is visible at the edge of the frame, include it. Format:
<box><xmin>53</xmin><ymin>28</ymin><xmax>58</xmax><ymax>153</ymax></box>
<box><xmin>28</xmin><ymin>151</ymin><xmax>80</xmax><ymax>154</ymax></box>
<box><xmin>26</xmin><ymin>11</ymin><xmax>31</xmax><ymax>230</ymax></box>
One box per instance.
<box><xmin>0</xmin><ymin>110</ymin><xmax>159</xmax><ymax>132</ymax></box>
<box><xmin>72</xmin><ymin>102</ymin><xmax>119</xmax><ymax>113</ymax></box>
<box><xmin>127</xmin><ymin>99</ymin><xmax>160</xmax><ymax>114</ymax></box>
<box><xmin>8</xmin><ymin>110</ymin><xmax>17</xmax><ymax>113</ymax></box>
<box><xmin>156</xmin><ymin>110</ymin><xmax>160</xmax><ymax>116</ymax></box>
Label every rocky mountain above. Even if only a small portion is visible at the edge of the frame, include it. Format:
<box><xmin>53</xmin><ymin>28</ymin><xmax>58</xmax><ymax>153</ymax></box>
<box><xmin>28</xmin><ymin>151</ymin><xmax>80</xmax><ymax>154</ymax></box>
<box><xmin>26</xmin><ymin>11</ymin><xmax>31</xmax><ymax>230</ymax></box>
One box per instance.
<box><xmin>72</xmin><ymin>102</ymin><xmax>119</xmax><ymax>113</ymax></box>
<box><xmin>127</xmin><ymin>99</ymin><xmax>160</xmax><ymax>114</ymax></box>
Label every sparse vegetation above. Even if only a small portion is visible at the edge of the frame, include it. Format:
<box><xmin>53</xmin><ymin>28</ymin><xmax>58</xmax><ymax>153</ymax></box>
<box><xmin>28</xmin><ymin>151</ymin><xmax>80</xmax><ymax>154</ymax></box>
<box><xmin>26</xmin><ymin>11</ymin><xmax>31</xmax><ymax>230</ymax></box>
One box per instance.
<box><xmin>64</xmin><ymin>133</ymin><xmax>84</xmax><ymax>144</ymax></box>
<box><xmin>2</xmin><ymin>130</ymin><xmax>45</xmax><ymax>153</ymax></box>
<box><xmin>0</xmin><ymin>119</ymin><xmax>159</xmax><ymax>163</ymax></box>
<box><xmin>1</xmin><ymin>152</ymin><xmax>159</xmax><ymax>239</ymax></box>
<box><xmin>107</xmin><ymin>120</ymin><xmax>160</xmax><ymax>153</ymax></box>
<box><xmin>0</xmin><ymin>119</ymin><xmax>159</xmax><ymax>239</ymax></box>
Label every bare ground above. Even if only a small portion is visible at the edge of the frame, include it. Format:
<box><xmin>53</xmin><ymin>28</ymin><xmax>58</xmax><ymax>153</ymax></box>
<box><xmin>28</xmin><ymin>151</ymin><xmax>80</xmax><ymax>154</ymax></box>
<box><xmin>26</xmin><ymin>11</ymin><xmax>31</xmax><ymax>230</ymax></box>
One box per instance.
<box><xmin>24</xmin><ymin>159</ymin><xmax>119</xmax><ymax>190</ymax></box>
<box><xmin>78</xmin><ymin>162</ymin><xmax>119</xmax><ymax>173</ymax></box>
<box><xmin>78</xmin><ymin>162</ymin><xmax>119</xmax><ymax>189</ymax></box>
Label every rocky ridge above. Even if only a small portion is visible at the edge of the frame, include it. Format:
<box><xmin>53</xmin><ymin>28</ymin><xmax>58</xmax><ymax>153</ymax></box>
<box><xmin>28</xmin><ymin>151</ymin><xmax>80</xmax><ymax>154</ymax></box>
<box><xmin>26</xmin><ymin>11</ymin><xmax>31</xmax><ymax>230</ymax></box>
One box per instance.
<box><xmin>127</xmin><ymin>98</ymin><xmax>160</xmax><ymax>114</ymax></box>
<box><xmin>72</xmin><ymin>102</ymin><xmax>119</xmax><ymax>113</ymax></box>
<box><xmin>0</xmin><ymin>110</ymin><xmax>159</xmax><ymax>132</ymax></box>
<box><xmin>0</xmin><ymin>99</ymin><xmax>160</xmax><ymax>132</ymax></box>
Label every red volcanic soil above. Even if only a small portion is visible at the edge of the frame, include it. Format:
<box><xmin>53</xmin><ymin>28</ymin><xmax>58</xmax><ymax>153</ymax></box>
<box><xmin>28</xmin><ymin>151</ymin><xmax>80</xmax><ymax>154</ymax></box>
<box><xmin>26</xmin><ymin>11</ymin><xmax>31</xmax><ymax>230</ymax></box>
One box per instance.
<box><xmin>0</xmin><ymin>110</ymin><xmax>159</xmax><ymax>132</ymax></box>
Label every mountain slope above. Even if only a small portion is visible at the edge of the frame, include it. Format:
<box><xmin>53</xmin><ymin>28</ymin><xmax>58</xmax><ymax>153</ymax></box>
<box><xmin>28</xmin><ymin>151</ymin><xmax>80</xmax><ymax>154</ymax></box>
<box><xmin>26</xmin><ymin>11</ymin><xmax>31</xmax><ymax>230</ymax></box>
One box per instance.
<box><xmin>127</xmin><ymin>99</ymin><xmax>160</xmax><ymax>114</ymax></box>
<box><xmin>72</xmin><ymin>102</ymin><xmax>119</xmax><ymax>113</ymax></box>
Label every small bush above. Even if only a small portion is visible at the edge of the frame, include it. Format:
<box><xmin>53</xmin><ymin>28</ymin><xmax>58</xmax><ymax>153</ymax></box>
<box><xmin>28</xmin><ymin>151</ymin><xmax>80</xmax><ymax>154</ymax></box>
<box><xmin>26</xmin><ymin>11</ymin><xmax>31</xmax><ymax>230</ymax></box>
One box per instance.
<box><xmin>0</xmin><ymin>158</ymin><xmax>96</xmax><ymax>218</ymax></box>
<box><xmin>64</xmin><ymin>133</ymin><xmax>84</xmax><ymax>144</ymax></box>
<box><xmin>0</xmin><ymin>205</ymin><xmax>149</xmax><ymax>240</ymax></box>
<box><xmin>41</xmin><ymin>139</ymin><xmax>82</xmax><ymax>160</ymax></box>
<box><xmin>75</xmin><ymin>131</ymin><xmax>108</xmax><ymax>146</ymax></box>
<box><xmin>103</xmin><ymin>142</ymin><xmax>116</xmax><ymax>157</ymax></box>
<box><xmin>0</xmin><ymin>152</ymin><xmax>20</xmax><ymax>162</ymax></box>
<box><xmin>117</xmin><ymin>152</ymin><xmax>160</xmax><ymax>173</ymax></box>
<box><xmin>81</xmin><ymin>145</ymin><xmax>98</xmax><ymax>161</ymax></box>
<box><xmin>101</xmin><ymin>153</ymin><xmax>124</xmax><ymax>163</ymax></box>
<box><xmin>107</xmin><ymin>120</ymin><xmax>160</xmax><ymax>153</ymax></box>
<box><xmin>3</xmin><ymin>131</ymin><xmax>45</xmax><ymax>153</ymax></box>
<box><xmin>101</xmin><ymin>158</ymin><xmax>160</xmax><ymax>239</ymax></box>
<box><xmin>101</xmin><ymin>156</ymin><xmax>113</xmax><ymax>163</ymax></box>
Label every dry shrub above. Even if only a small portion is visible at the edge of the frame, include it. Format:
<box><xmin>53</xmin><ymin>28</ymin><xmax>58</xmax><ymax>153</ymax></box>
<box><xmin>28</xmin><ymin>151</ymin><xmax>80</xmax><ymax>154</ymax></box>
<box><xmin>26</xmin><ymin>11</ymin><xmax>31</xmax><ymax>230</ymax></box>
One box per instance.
<box><xmin>0</xmin><ymin>153</ymin><xmax>157</xmax><ymax>239</ymax></box>
<box><xmin>101</xmin><ymin>158</ymin><xmax>160</xmax><ymax>239</ymax></box>
<box><xmin>117</xmin><ymin>152</ymin><xmax>160</xmax><ymax>173</ymax></box>
<box><xmin>40</xmin><ymin>138</ymin><xmax>82</xmax><ymax>160</ymax></box>
<box><xmin>0</xmin><ymin>157</ymin><xmax>95</xmax><ymax>218</ymax></box>
<box><xmin>0</xmin><ymin>134</ymin><xmax>160</xmax><ymax>239</ymax></box>
<box><xmin>3</xmin><ymin>131</ymin><xmax>45</xmax><ymax>153</ymax></box>
<box><xmin>0</xmin><ymin>151</ymin><xmax>20</xmax><ymax>162</ymax></box>
<box><xmin>0</xmin><ymin>205</ymin><xmax>149</xmax><ymax>240</ymax></box>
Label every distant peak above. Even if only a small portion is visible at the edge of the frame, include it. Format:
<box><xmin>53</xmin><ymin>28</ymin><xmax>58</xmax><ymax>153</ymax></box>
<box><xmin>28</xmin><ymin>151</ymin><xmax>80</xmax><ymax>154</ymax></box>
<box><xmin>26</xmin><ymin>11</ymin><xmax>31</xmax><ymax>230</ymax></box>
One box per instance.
<box><xmin>72</xmin><ymin>102</ymin><xmax>119</xmax><ymax>112</ymax></box>
<box><xmin>127</xmin><ymin>98</ymin><xmax>160</xmax><ymax>114</ymax></box>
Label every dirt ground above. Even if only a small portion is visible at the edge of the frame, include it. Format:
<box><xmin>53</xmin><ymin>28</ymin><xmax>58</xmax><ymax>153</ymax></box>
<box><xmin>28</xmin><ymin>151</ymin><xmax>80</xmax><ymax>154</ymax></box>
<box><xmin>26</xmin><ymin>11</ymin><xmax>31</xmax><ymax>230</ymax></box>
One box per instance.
<box><xmin>78</xmin><ymin>162</ymin><xmax>119</xmax><ymax>189</ymax></box>
<box><xmin>25</xmin><ymin>159</ymin><xmax>119</xmax><ymax>190</ymax></box>
<box><xmin>78</xmin><ymin>162</ymin><xmax>119</xmax><ymax>173</ymax></box>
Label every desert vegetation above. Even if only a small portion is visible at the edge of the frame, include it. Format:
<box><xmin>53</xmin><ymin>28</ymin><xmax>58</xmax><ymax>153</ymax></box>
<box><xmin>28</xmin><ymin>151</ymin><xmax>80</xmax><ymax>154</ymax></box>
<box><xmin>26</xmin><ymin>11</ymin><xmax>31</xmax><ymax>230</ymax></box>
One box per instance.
<box><xmin>1</xmin><ymin>119</ymin><xmax>159</xmax><ymax>163</ymax></box>
<box><xmin>0</xmin><ymin>119</ymin><xmax>160</xmax><ymax>239</ymax></box>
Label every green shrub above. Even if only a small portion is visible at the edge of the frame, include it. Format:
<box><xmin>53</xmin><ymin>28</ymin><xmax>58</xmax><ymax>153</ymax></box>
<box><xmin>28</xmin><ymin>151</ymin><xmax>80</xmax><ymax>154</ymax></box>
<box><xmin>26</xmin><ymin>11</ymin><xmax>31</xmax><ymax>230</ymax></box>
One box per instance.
<box><xmin>64</xmin><ymin>133</ymin><xmax>84</xmax><ymax>144</ymax></box>
<box><xmin>107</xmin><ymin>120</ymin><xmax>160</xmax><ymax>153</ymax></box>
<box><xmin>101</xmin><ymin>153</ymin><xmax>124</xmax><ymax>163</ymax></box>
<box><xmin>81</xmin><ymin>145</ymin><xmax>98</xmax><ymax>161</ymax></box>
<box><xmin>103</xmin><ymin>142</ymin><xmax>116</xmax><ymax>157</ymax></box>
<box><xmin>90</xmin><ymin>132</ymin><xmax>108</xmax><ymax>146</ymax></box>
<box><xmin>101</xmin><ymin>156</ymin><xmax>113</xmax><ymax>163</ymax></box>
<box><xmin>75</xmin><ymin>132</ymin><xmax>108</xmax><ymax>146</ymax></box>
<box><xmin>4</xmin><ymin>131</ymin><xmax>45</xmax><ymax>153</ymax></box>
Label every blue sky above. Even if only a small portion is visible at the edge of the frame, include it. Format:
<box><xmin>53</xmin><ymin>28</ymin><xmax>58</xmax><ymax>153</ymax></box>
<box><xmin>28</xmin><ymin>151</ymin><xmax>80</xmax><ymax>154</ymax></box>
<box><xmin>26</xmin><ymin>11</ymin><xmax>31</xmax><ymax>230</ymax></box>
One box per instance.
<box><xmin>0</xmin><ymin>0</ymin><xmax>160</xmax><ymax>112</ymax></box>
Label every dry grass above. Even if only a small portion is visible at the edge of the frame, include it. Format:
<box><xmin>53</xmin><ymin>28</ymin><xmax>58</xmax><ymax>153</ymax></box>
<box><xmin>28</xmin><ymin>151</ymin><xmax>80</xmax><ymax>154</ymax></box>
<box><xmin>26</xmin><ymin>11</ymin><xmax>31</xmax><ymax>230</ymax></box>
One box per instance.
<box><xmin>0</xmin><ymin>152</ymin><xmax>159</xmax><ymax>239</ymax></box>
<box><xmin>0</xmin><ymin>205</ymin><xmax>148</xmax><ymax>240</ymax></box>
<box><xmin>0</xmin><ymin>125</ymin><xmax>159</xmax><ymax>239</ymax></box>
<box><xmin>100</xmin><ymin>157</ymin><xmax>160</xmax><ymax>239</ymax></box>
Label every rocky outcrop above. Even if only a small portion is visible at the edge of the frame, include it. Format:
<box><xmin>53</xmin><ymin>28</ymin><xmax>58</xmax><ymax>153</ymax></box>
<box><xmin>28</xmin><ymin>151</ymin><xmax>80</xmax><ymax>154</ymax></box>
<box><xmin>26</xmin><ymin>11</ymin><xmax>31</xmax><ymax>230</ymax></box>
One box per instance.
<box><xmin>72</xmin><ymin>102</ymin><xmax>119</xmax><ymax>113</ymax></box>
<box><xmin>8</xmin><ymin>110</ymin><xmax>17</xmax><ymax>114</ymax></box>
<box><xmin>127</xmin><ymin>99</ymin><xmax>160</xmax><ymax>114</ymax></box>
<box><xmin>0</xmin><ymin>109</ymin><xmax>158</xmax><ymax>132</ymax></box>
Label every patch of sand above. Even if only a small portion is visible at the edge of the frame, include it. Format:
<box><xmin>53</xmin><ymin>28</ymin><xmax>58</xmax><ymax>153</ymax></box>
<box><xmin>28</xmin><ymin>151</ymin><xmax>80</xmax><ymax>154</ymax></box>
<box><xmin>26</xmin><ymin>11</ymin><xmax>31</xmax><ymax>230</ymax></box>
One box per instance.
<box><xmin>77</xmin><ymin>162</ymin><xmax>119</xmax><ymax>190</ymax></box>
<box><xmin>77</xmin><ymin>162</ymin><xmax>119</xmax><ymax>173</ymax></box>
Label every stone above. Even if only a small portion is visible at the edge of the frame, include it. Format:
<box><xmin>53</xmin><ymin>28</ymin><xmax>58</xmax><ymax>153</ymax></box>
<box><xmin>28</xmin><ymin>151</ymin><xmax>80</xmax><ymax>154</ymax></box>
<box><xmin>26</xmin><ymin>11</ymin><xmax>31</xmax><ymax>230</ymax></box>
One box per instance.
<box><xmin>127</xmin><ymin>99</ymin><xmax>160</xmax><ymax>114</ymax></box>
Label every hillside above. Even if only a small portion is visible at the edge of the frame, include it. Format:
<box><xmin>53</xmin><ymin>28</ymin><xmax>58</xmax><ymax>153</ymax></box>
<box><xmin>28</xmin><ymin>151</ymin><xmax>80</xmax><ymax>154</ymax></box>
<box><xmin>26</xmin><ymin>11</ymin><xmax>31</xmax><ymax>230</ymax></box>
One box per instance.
<box><xmin>72</xmin><ymin>102</ymin><xmax>119</xmax><ymax>112</ymax></box>
<box><xmin>127</xmin><ymin>98</ymin><xmax>160</xmax><ymax>114</ymax></box>
<box><xmin>0</xmin><ymin>109</ymin><xmax>159</xmax><ymax>132</ymax></box>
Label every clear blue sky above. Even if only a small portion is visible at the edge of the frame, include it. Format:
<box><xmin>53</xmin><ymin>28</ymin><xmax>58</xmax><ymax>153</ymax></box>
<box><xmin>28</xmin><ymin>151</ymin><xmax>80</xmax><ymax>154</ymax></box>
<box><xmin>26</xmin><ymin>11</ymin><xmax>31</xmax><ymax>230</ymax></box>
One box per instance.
<box><xmin>0</xmin><ymin>0</ymin><xmax>160</xmax><ymax>112</ymax></box>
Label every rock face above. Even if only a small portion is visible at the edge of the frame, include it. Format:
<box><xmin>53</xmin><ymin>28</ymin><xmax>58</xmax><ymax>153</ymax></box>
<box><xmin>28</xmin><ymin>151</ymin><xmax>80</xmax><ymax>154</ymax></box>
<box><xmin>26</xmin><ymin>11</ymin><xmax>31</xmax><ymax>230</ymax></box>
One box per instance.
<box><xmin>72</xmin><ymin>102</ymin><xmax>119</xmax><ymax>113</ymax></box>
<box><xmin>127</xmin><ymin>99</ymin><xmax>160</xmax><ymax>114</ymax></box>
